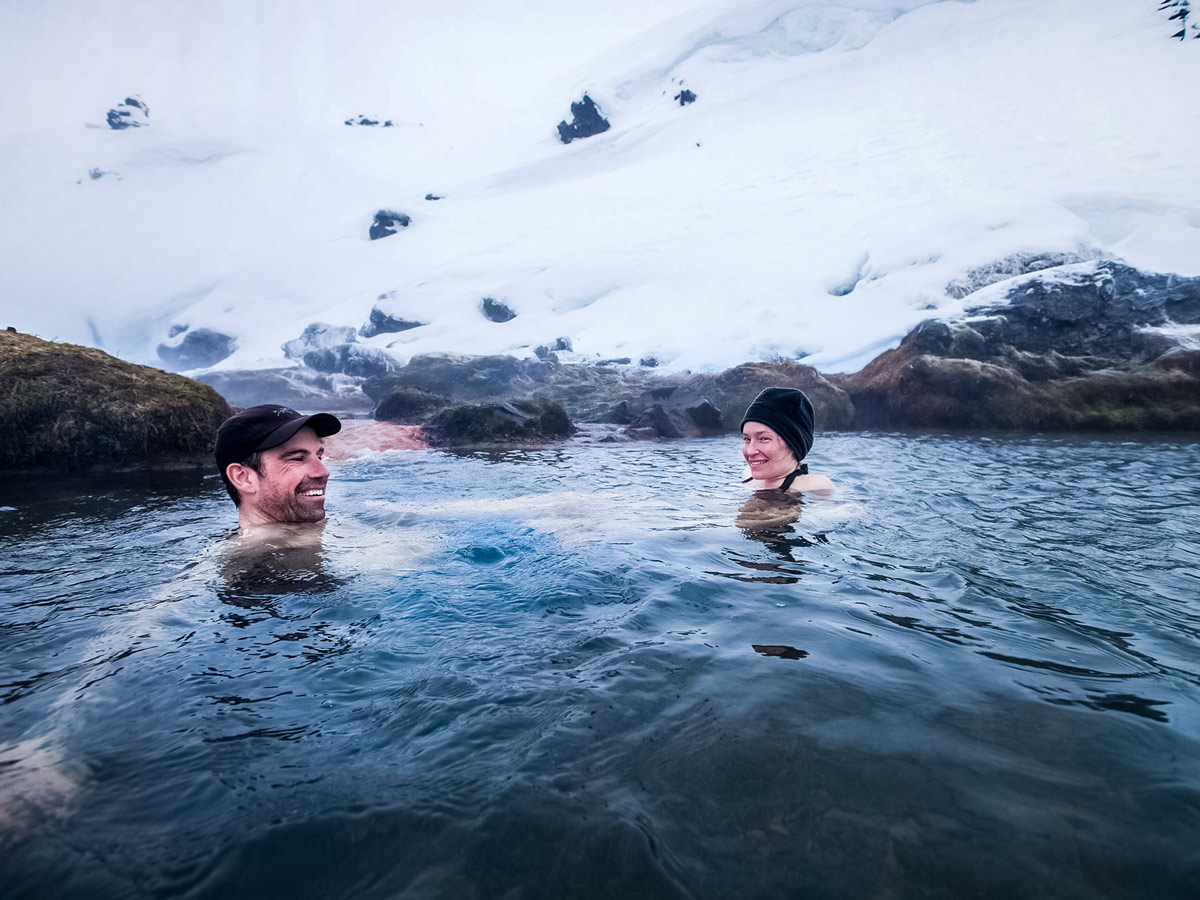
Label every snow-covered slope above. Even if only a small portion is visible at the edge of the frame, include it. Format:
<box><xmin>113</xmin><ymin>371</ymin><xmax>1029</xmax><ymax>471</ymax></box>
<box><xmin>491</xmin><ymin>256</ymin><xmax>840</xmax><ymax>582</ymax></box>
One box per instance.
<box><xmin>1</xmin><ymin>0</ymin><xmax>1196</xmax><ymax>375</ymax></box>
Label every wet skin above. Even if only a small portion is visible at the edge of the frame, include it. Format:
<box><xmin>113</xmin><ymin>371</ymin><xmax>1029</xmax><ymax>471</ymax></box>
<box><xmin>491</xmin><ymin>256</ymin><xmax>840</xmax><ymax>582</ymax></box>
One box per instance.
<box><xmin>742</xmin><ymin>422</ymin><xmax>799</xmax><ymax>489</ymax></box>
<box><xmin>234</xmin><ymin>426</ymin><xmax>330</xmax><ymax>528</ymax></box>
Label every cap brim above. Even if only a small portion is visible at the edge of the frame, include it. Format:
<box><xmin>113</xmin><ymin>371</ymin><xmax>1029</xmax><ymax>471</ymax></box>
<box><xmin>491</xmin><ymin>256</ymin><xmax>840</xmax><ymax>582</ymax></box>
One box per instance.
<box><xmin>255</xmin><ymin>412</ymin><xmax>342</xmax><ymax>452</ymax></box>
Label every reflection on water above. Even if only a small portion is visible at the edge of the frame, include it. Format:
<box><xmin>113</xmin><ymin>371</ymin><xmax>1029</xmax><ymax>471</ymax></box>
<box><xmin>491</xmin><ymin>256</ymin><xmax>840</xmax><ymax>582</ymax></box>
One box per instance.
<box><xmin>218</xmin><ymin>524</ymin><xmax>345</xmax><ymax>614</ymax></box>
<box><xmin>1</xmin><ymin>434</ymin><xmax>1200</xmax><ymax>899</ymax></box>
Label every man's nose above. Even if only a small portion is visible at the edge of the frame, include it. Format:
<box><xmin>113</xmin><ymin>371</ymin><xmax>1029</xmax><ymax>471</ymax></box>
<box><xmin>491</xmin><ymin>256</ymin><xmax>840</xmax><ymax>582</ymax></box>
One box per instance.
<box><xmin>311</xmin><ymin>456</ymin><xmax>329</xmax><ymax>479</ymax></box>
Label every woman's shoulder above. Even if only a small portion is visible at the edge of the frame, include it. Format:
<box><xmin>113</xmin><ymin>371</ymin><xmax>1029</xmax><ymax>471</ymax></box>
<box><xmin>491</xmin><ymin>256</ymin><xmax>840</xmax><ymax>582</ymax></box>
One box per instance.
<box><xmin>786</xmin><ymin>473</ymin><xmax>834</xmax><ymax>493</ymax></box>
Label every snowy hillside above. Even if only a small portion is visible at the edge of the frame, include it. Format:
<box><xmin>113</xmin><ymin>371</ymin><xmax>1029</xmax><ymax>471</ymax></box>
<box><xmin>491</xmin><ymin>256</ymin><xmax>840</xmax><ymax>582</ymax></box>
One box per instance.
<box><xmin>0</xmin><ymin>0</ymin><xmax>1196</xmax><ymax>377</ymax></box>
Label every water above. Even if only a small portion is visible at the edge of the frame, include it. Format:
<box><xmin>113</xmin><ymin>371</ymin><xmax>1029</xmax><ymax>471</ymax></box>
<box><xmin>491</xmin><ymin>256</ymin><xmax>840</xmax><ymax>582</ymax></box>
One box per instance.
<box><xmin>2</xmin><ymin>433</ymin><xmax>1199</xmax><ymax>900</ymax></box>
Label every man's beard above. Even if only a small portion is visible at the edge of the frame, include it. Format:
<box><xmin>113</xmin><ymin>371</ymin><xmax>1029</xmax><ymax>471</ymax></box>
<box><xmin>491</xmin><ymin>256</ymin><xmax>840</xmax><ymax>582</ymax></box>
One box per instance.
<box><xmin>256</xmin><ymin>478</ymin><xmax>327</xmax><ymax>524</ymax></box>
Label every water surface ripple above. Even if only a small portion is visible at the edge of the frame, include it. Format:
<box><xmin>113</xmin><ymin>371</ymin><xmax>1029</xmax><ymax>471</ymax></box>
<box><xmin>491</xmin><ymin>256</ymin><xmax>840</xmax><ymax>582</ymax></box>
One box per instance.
<box><xmin>1</xmin><ymin>434</ymin><xmax>1198</xmax><ymax>899</ymax></box>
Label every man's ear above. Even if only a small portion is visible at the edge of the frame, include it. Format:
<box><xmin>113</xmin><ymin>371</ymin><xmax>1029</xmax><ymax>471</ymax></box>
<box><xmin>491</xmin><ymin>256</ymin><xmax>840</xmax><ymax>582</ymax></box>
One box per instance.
<box><xmin>225</xmin><ymin>462</ymin><xmax>260</xmax><ymax>496</ymax></box>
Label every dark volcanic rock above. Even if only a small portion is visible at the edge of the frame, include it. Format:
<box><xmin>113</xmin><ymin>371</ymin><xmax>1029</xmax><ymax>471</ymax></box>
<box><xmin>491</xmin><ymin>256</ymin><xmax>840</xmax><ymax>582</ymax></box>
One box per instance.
<box><xmin>424</xmin><ymin>399</ymin><xmax>575</xmax><ymax>447</ymax></box>
<box><xmin>836</xmin><ymin>260</ymin><xmax>1200</xmax><ymax>430</ymax></box>
<box><xmin>481</xmin><ymin>297</ymin><xmax>517</xmax><ymax>323</ymax></box>
<box><xmin>359</xmin><ymin>302</ymin><xmax>426</xmax><ymax>338</ymax></box>
<box><xmin>373</xmin><ymin>386</ymin><xmax>449</xmax><ymax>423</ymax></box>
<box><xmin>616</xmin><ymin>362</ymin><xmax>854</xmax><ymax>439</ymax></box>
<box><xmin>557</xmin><ymin>94</ymin><xmax>610</xmax><ymax>144</ymax></box>
<box><xmin>157</xmin><ymin>328</ymin><xmax>235</xmax><ymax>370</ymax></box>
<box><xmin>369</xmin><ymin>210</ymin><xmax>411</xmax><ymax>240</ymax></box>
<box><xmin>674</xmin><ymin>89</ymin><xmax>697</xmax><ymax>106</ymax></box>
<box><xmin>368</xmin><ymin>353</ymin><xmax>553</xmax><ymax>402</ymax></box>
<box><xmin>944</xmin><ymin>250</ymin><xmax>1103</xmax><ymax>299</ymax></box>
<box><xmin>196</xmin><ymin>368</ymin><xmax>372</xmax><ymax>413</ymax></box>
<box><xmin>106</xmin><ymin>95</ymin><xmax>149</xmax><ymax>129</ymax></box>
<box><xmin>283</xmin><ymin>322</ymin><xmax>357</xmax><ymax>360</ymax></box>
<box><xmin>1</xmin><ymin>331</ymin><xmax>230</xmax><ymax>471</ymax></box>
<box><xmin>303</xmin><ymin>344</ymin><xmax>400</xmax><ymax>379</ymax></box>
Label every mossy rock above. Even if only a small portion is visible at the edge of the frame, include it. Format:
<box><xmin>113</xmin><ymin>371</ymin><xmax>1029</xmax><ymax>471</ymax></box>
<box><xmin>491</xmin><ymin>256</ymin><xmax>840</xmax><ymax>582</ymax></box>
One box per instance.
<box><xmin>0</xmin><ymin>331</ymin><xmax>232</xmax><ymax>471</ymax></box>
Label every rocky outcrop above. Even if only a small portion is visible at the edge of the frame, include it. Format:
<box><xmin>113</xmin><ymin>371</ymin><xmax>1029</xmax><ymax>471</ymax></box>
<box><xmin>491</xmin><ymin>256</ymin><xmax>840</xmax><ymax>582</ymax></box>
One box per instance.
<box><xmin>423</xmin><ymin>400</ymin><xmax>575</xmax><ymax>447</ymax></box>
<box><xmin>611</xmin><ymin>362</ymin><xmax>854</xmax><ymax>439</ymax></box>
<box><xmin>835</xmin><ymin>261</ymin><xmax>1200</xmax><ymax>430</ymax></box>
<box><xmin>368</xmin><ymin>353</ymin><xmax>559</xmax><ymax>405</ymax></box>
<box><xmin>367</xmin><ymin>353</ymin><xmax>853</xmax><ymax>439</ymax></box>
<box><xmin>674</xmin><ymin>89</ymin><xmax>697</xmax><ymax>106</ymax></box>
<box><xmin>369</xmin><ymin>210</ymin><xmax>410</xmax><ymax>240</ymax></box>
<box><xmin>373</xmin><ymin>385</ymin><xmax>449</xmax><ymax>423</ymax></box>
<box><xmin>157</xmin><ymin>327</ymin><xmax>236</xmax><ymax>370</ymax></box>
<box><xmin>557</xmin><ymin>94</ymin><xmax>610</xmax><ymax>144</ymax></box>
<box><xmin>1</xmin><ymin>331</ymin><xmax>231</xmax><ymax>471</ymax></box>
<box><xmin>944</xmin><ymin>249</ymin><xmax>1104</xmax><ymax>299</ymax></box>
<box><xmin>196</xmin><ymin>368</ymin><xmax>372</xmax><ymax>413</ymax></box>
<box><xmin>282</xmin><ymin>322</ymin><xmax>358</xmax><ymax>360</ymax></box>
<box><xmin>344</xmin><ymin>115</ymin><xmax>393</xmax><ymax>126</ymax></box>
<box><xmin>303</xmin><ymin>344</ymin><xmax>399</xmax><ymax>379</ymax></box>
<box><xmin>106</xmin><ymin>95</ymin><xmax>149</xmax><ymax>129</ymax></box>
<box><xmin>480</xmin><ymin>297</ymin><xmax>517</xmax><ymax>323</ymax></box>
<box><xmin>359</xmin><ymin>301</ymin><xmax>426</xmax><ymax>338</ymax></box>
<box><xmin>281</xmin><ymin>323</ymin><xmax>400</xmax><ymax>379</ymax></box>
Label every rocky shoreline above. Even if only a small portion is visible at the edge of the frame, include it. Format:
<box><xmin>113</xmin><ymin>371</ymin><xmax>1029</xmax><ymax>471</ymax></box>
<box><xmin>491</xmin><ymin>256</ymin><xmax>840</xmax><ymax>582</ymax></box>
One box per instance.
<box><xmin>341</xmin><ymin>259</ymin><xmax>1200</xmax><ymax>443</ymax></box>
<box><xmin>4</xmin><ymin>259</ymin><xmax>1198</xmax><ymax>470</ymax></box>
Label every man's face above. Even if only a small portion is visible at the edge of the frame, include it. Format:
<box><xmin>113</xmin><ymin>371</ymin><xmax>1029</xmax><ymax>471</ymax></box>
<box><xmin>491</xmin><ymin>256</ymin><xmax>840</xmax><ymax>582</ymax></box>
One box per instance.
<box><xmin>244</xmin><ymin>426</ymin><xmax>330</xmax><ymax>524</ymax></box>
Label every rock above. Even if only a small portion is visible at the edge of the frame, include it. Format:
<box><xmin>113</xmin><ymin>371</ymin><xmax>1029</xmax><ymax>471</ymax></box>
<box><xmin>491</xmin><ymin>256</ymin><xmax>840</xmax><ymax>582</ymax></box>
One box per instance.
<box><xmin>106</xmin><ymin>95</ymin><xmax>149</xmax><ymax>130</ymax></box>
<box><xmin>836</xmin><ymin>260</ymin><xmax>1200</xmax><ymax>430</ymax></box>
<box><xmin>615</xmin><ymin>362</ymin><xmax>854</xmax><ymax>439</ymax></box>
<box><xmin>366</xmin><ymin>353</ymin><xmax>555</xmax><ymax>403</ymax></box>
<box><xmin>639</xmin><ymin>357</ymin><xmax>659</xmax><ymax>368</ymax></box>
<box><xmin>944</xmin><ymin>249</ymin><xmax>1103</xmax><ymax>299</ymax></box>
<box><xmin>369</xmin><ymin>210</ymin><xmax>411</xmax><ymax>240</ymax></box>
<box><xmin>535</xmin><ymin>337</ymin><xmax>574</xmax><ymax>359</ymax></box>
<box><xmin>557</xmin><ymin>94</ymin><xmax>610</xmax><ymax>144</ymax></box>
<box><xmin>157</xmin><ymin>327</ymin><xmax>236</xmax><ymax>371</ymax></box>
<box><xmin>0</xmin><ymin>331</ymin><xmax>231</xmax><ymax>471</ymax></box>
<box><xmin>282</xmin><ymin>322</ymin><xmax>357</xmax><ymax>360</ymax></box>
<box><xmin>481</xmin><ymin>297</ymin><xmax>517</xmax><ymax>322</ymax></box>
<box><xmin>344</xmin><ymin>114</ymin><xmax>380</xmax><ymax>126</ymax></box>
<box><xmin>674</xmin><ymin>89</ymin><xmax>697</xmax><ymax>106</ymax></box>
<box><xmin>423</xmin><ymin>399</ymin><xmax>575</xmax><ymax>447</ymax></box>
<box><xmin>373</xmin><ymin>385</ymin><xmax>449</xmax><ymax>423</ymax></box>
<box><xmin>359</xmin><ymin>300</ymin><xmax>426</xmax><ymax>338</ymax></box>
<box><xmin>196</xmin><ymin>368</ymin><xmax>373</xmax><ymax>414</ymax></box>
<box><xmin>303</xmin><ymin>344</ymin><xmax>400</xmax><ymax>379</ymax></box>
<box><xmin>425</xmin><ymin>193</ymin><xmax>443</xmax><ymax>201</ymax></box>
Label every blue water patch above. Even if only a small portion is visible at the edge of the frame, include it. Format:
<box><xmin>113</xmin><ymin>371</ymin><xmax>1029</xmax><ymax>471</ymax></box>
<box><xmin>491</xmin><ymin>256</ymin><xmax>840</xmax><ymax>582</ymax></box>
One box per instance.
<box><xmin>1</xmin><ymin>434</ymin><xmax>1199</xmax><ymax>899</ymax></box>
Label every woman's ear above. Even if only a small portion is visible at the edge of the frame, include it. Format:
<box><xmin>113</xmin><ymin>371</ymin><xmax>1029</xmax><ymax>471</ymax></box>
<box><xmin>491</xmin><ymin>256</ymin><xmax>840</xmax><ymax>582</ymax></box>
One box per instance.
<box><xmin>225</xmin><ymin>462</ymin><xmax>260</xmax><ymax>496</ymax></box>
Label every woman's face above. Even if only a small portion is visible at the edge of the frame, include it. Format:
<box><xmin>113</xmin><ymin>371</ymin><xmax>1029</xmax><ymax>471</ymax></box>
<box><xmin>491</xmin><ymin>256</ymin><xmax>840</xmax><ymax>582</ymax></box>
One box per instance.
<box><xmin>742</xmin><ymin>422</ymin><xmax>798</xmax><ymax>483</ymax></box>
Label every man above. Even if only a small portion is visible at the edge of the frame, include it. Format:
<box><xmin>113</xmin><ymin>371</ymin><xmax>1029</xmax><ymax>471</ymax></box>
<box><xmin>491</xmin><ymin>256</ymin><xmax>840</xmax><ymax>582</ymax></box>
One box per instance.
<box><xmin>215</xmin><ymin>405</ymin><xmax>342</xmax><ymax>530</ymax></box>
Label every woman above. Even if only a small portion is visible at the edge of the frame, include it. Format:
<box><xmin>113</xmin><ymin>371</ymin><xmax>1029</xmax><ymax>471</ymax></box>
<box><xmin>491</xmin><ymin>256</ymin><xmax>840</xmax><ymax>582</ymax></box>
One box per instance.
<box><xmin>740</xmin><ymin>387</ymin><xmax>834</xmax><ymax>493</ymax></box>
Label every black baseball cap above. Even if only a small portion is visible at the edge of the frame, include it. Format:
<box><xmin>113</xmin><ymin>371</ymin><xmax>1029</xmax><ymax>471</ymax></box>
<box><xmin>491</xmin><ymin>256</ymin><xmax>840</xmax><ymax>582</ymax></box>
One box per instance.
<box><xmin>215</xmin><ymin>405</ymin><xmax>342</xmax><ymax>473</ymax></box>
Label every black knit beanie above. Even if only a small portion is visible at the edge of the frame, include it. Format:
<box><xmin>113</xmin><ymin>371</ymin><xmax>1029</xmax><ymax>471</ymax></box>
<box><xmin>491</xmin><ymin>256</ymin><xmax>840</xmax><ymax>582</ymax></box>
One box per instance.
<box><xmin>740</xmin><ymin>388</ymin><xmax>815</xmax><ymax>462</ymax></box>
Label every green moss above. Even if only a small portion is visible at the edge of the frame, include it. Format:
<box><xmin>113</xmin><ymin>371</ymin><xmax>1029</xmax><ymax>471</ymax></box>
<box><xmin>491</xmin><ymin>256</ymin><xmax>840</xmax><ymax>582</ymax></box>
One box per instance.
<box><xmin>0</xmin><ymin>331</ymin><xmax>232</xmax><ymax>471</ymax></box>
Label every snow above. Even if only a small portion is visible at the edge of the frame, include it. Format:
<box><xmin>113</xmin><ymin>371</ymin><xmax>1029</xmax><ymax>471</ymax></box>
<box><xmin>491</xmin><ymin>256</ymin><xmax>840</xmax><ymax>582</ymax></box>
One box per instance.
<box><xmin>0</xmin><ymin>0</ymin><xmax>1196</xmax><ymax>377</ymax></box>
